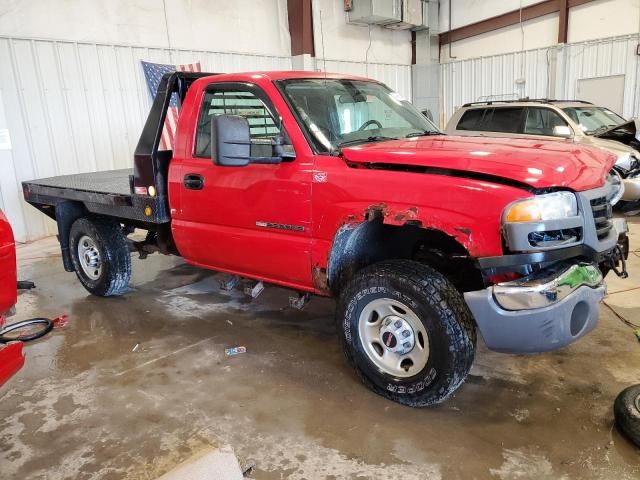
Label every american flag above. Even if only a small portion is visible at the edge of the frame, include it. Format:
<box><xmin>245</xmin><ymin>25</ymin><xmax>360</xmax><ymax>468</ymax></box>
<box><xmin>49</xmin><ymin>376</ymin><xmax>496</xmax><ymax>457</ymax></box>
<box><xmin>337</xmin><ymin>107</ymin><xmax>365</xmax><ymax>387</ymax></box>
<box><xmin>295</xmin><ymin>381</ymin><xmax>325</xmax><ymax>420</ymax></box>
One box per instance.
<box><xmin>141</xmin><ymin>60</ymin><xmax>202</xmax><ymax>150</ymax></box>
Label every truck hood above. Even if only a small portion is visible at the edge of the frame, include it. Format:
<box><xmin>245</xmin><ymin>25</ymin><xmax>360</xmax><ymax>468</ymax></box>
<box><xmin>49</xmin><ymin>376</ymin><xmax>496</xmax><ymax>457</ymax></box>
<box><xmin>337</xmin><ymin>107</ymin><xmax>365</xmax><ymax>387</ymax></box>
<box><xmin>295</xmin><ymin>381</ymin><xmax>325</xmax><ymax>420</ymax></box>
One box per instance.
<box><xmin>341</xmin><ymin>135</ymin><xmax>614</xmax><ymax>191</ymax></box>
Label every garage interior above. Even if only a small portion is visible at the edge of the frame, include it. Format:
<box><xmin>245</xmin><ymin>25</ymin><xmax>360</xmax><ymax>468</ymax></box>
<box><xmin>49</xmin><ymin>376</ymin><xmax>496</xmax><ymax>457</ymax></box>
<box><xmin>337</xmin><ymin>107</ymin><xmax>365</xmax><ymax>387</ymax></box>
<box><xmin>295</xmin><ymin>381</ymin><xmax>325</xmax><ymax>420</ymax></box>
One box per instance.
<box><xmin>2</xmin><ymin>1</ymin><xmax>640</xmax><ymax>479</ymax></box>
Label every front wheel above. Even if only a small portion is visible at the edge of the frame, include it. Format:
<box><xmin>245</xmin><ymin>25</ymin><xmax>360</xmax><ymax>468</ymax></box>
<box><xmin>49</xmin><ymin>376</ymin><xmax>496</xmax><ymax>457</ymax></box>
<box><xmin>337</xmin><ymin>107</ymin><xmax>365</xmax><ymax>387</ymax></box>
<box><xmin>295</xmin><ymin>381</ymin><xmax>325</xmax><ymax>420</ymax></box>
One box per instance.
<box><xmin>337</xmin><ymin>260</ymin><xmax>476</xmax><ymax>407</ymax></box>
<box><xmin>69</xmin><ymin>216</ymin><xmax>131</xmax><ymax>297</ymax></box>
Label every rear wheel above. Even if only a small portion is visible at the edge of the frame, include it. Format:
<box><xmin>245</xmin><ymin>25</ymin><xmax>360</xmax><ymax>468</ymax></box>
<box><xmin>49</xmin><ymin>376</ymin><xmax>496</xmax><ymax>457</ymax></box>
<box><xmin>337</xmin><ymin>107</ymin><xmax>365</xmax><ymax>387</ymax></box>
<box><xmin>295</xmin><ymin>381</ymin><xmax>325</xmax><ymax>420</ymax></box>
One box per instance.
<box><xmin>336</xmin><ymin>260</ymin><xmax>476</xmax><ymax>407</ymax></box>
<box><xmin>69</xmin><ymin>216</ymin><xmax>131</xmax><ymax>297</ymax></box>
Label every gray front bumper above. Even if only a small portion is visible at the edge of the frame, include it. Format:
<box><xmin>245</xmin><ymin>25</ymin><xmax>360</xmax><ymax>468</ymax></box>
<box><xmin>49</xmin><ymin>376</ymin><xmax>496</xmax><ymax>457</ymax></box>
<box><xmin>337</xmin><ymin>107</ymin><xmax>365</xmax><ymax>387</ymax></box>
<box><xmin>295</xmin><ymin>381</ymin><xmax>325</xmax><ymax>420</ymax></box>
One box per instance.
<box><xmin>464</xmin><ymin>273</ymin><xmax>606</xmax><ymax>354</ymax></box>
<box><xmin>468</xmin><ymin>187</ymin><xmax>628</xmax><ymax>354</ymax></box>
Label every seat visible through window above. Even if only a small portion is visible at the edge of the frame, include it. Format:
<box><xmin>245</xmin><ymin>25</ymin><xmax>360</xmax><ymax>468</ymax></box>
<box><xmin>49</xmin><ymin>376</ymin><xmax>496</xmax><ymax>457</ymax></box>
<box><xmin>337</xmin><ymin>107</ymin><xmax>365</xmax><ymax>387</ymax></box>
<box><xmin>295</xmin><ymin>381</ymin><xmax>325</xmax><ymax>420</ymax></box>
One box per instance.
<box><xmin>524</xmin><ymin>107</ymin><xmax>568</xmax><ymax>136</ymax></box>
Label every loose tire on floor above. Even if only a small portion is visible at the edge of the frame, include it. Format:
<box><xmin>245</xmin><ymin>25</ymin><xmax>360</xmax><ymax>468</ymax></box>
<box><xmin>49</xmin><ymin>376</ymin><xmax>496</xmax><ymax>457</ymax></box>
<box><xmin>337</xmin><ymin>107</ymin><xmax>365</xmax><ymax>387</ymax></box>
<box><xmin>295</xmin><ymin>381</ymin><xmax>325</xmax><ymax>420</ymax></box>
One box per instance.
<box><xmin>69</xmin><ymin>216</ymin><xmax>131</xmax><ymax>297</ymax></box>
<box><xmin>614</xmin><ymin>384</ymin><xmax>640</xmax><ymax>447</ymax></box>
<box><xmin>336</xmin><ymin>260</ymin><xmax>476</xmax><ymax>407</ymax></box>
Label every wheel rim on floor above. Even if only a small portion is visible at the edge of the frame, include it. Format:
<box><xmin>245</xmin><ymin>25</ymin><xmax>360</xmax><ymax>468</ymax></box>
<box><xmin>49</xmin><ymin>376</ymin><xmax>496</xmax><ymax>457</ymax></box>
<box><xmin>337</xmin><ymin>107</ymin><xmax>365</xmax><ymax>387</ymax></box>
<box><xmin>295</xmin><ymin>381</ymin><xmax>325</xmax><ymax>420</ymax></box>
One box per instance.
<box><xmin>358</xmin><ymin>297</ymin><xmax>430</xmax><ymax>378</ymax></box>
<box><xmin>78</xmin><ymin>235</ymin><xmax>102</xmax><ymax>280</ymax></box>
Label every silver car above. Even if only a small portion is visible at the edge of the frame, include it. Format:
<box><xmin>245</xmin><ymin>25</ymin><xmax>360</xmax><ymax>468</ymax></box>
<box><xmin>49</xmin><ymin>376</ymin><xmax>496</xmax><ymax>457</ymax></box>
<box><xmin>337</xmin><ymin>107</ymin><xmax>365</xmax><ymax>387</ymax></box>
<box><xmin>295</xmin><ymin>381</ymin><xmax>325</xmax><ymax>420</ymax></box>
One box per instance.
<box><xmin>445</xmin><ymin>100</ymin><xmax>640</xmax><ymax>204</ymax></box>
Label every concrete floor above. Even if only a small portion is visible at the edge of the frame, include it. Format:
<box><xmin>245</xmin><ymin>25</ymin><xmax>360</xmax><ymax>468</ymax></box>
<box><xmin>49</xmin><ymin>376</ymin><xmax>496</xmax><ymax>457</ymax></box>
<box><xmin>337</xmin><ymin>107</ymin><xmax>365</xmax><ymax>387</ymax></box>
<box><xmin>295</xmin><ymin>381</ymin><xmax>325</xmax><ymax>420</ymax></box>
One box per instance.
<box><xmin>2</xmin><ymin>221</ymin><xmax>640</xmax><ymax>480</ymax></box>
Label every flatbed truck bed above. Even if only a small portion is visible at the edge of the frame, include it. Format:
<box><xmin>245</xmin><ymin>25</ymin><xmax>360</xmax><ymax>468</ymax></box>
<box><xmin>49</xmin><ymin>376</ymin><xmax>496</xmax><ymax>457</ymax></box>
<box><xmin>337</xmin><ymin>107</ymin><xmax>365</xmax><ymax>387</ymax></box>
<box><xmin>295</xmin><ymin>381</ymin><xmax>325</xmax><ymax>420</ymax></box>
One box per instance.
<box><xmin>22</xmin><ymin>168</ymin><xmax>169</xmax><ymax>225</ymax></box>
<box><xmin>26</xmin><ymin>169</ymin><xmax>133</xmax><ymax>196</ymax></box>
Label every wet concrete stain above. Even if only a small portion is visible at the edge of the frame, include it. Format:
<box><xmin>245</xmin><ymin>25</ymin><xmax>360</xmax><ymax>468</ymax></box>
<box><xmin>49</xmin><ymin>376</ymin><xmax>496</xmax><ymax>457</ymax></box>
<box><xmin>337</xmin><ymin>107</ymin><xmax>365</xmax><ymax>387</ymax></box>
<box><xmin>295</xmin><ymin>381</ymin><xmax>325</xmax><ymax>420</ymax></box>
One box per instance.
<box><xmin>1</xmin><ymin>237</ymin><xmax>640</xmax><ymax>479</ymax></box>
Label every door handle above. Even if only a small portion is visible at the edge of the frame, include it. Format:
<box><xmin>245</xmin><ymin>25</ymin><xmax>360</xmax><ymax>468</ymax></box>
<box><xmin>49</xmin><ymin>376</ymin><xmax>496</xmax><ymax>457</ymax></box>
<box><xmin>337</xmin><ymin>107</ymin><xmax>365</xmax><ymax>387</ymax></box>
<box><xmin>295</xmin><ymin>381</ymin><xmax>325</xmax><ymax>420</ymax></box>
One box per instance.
<box><xmin>183</xmin><ymin>174</ymin><xmax>204</xmax><ymax>190</ymax></box>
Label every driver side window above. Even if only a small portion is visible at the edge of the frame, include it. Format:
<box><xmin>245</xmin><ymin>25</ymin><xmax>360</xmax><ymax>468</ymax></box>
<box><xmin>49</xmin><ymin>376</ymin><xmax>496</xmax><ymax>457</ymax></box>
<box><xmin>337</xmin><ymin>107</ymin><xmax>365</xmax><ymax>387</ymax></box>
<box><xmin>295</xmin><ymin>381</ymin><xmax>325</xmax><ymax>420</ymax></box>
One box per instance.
<box><xmin>195</xmin><ymin>89</ymin><xmax>279</xmax><ymax>158</ymax></box>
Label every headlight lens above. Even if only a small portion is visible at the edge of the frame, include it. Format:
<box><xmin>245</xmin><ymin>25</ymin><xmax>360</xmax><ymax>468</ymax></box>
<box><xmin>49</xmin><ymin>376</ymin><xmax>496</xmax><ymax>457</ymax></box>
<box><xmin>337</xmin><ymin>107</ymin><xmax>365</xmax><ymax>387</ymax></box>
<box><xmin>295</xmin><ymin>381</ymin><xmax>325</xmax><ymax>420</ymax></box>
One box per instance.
<box><xmin>504</xmin><ymin>191</ymin><xmax>578</xmax><ymax>223</ymax></box>
<box><xmin>606</xmin><ymin>170</ymin><xmax>624</xmax><ymax>206</ymax></box>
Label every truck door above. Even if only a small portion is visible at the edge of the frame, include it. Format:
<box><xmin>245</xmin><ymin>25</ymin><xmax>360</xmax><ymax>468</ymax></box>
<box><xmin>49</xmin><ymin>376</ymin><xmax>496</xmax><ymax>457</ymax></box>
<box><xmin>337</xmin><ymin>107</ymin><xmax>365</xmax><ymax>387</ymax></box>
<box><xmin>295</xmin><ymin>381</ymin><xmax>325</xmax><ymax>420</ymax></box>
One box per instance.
<box><xmin>171</xmin><ymin>82</ymin><xmax>313</xmax><ymax>288</ymax></box>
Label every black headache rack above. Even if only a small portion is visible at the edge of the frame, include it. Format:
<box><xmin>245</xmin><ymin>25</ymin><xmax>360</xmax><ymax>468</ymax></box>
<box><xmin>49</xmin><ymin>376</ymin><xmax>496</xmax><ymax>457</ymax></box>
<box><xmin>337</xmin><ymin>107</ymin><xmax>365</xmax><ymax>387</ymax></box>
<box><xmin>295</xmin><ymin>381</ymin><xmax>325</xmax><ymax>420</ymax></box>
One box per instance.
<box><xmin>22</xmin><ymin>71</ymin><xmax>217</xmax><ymax>227</ymax></box>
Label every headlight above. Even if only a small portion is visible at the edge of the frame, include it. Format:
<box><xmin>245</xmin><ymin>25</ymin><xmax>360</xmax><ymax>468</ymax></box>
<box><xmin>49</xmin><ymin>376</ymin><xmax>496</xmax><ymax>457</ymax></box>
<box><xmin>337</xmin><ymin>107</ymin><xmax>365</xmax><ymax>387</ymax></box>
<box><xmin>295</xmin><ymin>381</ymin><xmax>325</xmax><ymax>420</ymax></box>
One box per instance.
<box><xmin>504</xmin><ymin>191</ymin><xmax>578</xmax><ymax>223</ymax></box>
<box><xmin>606</xmin><ymin>170</ymin><xmax>624</xmax><ymax>205</ymax></box>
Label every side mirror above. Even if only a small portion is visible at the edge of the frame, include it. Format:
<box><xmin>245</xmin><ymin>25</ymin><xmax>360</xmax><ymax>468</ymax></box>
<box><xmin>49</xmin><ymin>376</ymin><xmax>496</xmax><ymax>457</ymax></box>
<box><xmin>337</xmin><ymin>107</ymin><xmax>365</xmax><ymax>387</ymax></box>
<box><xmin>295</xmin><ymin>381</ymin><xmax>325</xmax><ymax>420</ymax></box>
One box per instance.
<box><xmin>212</xmin><ymin>114</ymin><xmax>294</xmax><ymax>166</ymax></box>
<box><xmin>553</xmin><ymin>125</ymin><xmax>573</xmax><ymax>138</ymax></box>
<box><xmin>212</xmin><ymin>114</ymin><xmax>251</xmax><ymax>166</ymax></box>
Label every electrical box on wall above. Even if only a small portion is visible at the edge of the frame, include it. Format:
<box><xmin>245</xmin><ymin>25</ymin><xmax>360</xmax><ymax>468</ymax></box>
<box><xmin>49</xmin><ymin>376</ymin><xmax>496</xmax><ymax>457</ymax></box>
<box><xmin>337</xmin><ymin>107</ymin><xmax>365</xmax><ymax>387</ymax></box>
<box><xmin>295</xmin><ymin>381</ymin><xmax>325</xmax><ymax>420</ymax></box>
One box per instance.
<box><xmin>347</xmin><ymin>0</ymin><xmax>402</xmax><ymax>26</ymax></box>
<box><xmin>386</xmin><ymin>0</ymin><xmax>425</xmax><ymax>30</ymax></box>
<box><xmin>347</xmin><ymin>0</ymin><xmax>429</xmax><ymax>30</ymax></box>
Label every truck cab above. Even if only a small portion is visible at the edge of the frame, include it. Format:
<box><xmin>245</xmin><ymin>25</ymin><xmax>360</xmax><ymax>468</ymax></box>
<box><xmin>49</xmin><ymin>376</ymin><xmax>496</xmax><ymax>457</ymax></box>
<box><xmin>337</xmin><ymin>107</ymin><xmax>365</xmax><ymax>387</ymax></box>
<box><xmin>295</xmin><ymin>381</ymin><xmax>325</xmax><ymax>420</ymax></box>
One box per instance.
<box><xmin>22</xmin><ymin>71</ymin><xmax>630</xmax><ymax>407</ymax></box>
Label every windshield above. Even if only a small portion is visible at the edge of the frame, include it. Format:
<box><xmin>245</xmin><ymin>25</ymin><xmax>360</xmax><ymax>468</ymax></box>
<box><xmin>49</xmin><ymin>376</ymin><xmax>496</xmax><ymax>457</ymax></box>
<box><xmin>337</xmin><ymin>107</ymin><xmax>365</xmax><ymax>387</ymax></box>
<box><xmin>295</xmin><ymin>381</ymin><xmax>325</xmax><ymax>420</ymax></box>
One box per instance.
<box><xmin>280</xmin><ymin>79</ymin><xmax>441</xmax><ymax>153</ymax></box>
<box><xmin>561</xmin><ymin>106</ymin><xmax>627</xmax><ymax>135</ymax></box>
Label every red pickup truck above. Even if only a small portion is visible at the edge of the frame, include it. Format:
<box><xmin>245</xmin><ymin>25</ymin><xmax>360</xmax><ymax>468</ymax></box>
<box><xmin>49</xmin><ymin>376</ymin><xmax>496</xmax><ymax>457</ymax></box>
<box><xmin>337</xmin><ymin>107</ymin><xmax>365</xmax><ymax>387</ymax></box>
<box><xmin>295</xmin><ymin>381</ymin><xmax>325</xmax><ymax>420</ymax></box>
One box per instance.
<box><xmin>23</xmin><ymin>71</ymin><xmax>629</xmax><ymax>406</ymax></box>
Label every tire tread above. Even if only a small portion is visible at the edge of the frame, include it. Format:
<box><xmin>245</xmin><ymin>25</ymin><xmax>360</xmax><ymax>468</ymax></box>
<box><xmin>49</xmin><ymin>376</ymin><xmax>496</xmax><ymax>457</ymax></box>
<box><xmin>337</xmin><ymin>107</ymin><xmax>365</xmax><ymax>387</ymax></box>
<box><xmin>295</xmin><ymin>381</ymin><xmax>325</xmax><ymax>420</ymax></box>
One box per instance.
<box><xmin>337</xmin><ymin>259</ymin><xmax>476</xmax><ymax>407</ymax></box>
<box><xmin>614</xmin><ymin>384</ymin><xmax>640</xmax><ymax>447</ymax></box>
<box><xmin>69</xmin><ymin>216</ymin><xmax>131</xmax><ymax>297</ymax></box>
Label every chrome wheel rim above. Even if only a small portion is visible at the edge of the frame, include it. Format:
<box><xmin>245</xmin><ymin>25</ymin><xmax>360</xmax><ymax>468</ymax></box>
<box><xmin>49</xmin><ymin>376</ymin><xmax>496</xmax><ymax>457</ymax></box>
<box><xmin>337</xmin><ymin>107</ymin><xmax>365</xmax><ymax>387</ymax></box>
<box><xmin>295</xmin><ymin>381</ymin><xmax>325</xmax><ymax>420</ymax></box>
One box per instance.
<box><xmin>358</xmin><ymin>297</ymin><xmax>429</xmax><ymax>378</ymax></box>
<box><xmin>77</xmin><ymin>235</ymin><xmax>102</xmax><ymax>280</ymax></box>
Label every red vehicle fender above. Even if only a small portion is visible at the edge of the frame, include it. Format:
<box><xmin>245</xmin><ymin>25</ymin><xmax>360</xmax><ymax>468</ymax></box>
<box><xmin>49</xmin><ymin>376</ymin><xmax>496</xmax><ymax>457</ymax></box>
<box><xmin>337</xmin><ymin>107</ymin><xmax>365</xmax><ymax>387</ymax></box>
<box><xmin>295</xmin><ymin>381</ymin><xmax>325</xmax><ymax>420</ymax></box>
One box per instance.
<box><xmin>309</xmin><ymin>158</ymin><xmax>534</xmax><ymax>293</ymax></box>
<box><xmin>0</xmin><ymin>342</ymin><xmax>25</xmax><ymax>388</ymax></box>
<box><xmin>0</xmin><ymin>209</ymin><xmax>17</xmax><ymax>319</ymax></box>
<box><xmin>0</xmin><ymin>209</ymin><xmax>21</xmax><ymax>388</ymax></box>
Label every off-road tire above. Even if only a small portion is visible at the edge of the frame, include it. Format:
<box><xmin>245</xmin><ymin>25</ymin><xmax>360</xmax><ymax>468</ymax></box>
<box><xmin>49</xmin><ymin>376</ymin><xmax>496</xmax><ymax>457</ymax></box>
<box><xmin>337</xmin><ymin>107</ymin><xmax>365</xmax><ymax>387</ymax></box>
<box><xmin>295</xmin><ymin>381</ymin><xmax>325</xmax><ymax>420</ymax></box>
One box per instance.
<box><xmin>337</xmin><ymin>260</ymin><xmax>476</xmax><ymax>407</ymax></box>
<box><xmin>614</xmin><ymin>384</ymin><xmax>640</xmax><ymax>447</ymax></box>
<box><xmin>69</xmin><ymin>216</ymin><xmax>131</xmax><ymax>297</ymax></box>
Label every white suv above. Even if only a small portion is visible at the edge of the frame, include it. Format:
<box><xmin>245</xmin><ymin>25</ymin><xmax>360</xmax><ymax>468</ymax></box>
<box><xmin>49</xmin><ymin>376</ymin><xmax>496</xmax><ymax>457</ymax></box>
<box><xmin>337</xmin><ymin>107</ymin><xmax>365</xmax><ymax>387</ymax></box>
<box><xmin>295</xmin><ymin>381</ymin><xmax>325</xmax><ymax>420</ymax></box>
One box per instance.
<box><xmin>445</xmin><ymin>100</ymin><xmax>640</xmax><ymax>205</ymax></box>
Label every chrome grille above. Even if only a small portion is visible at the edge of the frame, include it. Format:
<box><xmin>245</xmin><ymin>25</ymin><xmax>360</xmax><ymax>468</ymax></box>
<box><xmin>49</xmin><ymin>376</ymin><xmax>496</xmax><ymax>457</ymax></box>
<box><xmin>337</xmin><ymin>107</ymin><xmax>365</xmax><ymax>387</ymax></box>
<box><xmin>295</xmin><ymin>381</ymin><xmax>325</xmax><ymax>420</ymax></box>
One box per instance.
<box><xmin>590</xmin><ymin>196</ymin><xmax>613</xmax><ymax>240</ymax></box>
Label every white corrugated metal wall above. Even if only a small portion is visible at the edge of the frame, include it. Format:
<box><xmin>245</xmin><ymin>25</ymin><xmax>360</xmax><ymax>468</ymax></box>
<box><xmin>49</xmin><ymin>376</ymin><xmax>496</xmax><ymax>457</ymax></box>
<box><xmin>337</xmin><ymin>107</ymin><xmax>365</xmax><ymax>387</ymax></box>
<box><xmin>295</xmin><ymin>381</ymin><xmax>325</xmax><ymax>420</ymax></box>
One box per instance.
<box><xmin>555</xmin><ymin>34</ymin><xmax>640</xmax><ymax>118</ymax></box>
<box><xmin>0</xmin><ymin>35</ymin><xmax>411</xmax><ymax>242</ymax></box>
<box><xmin>440</xmin><ymin>47</ymin><xmax>551</xmax><ymax>124</ymax></box>
<box><xmin>322</xmin><ymin>59</ymin><xmax>413</xmax><ymax>102</ymax></box>
<box><xmin>0</xmin><ymin>36</ymin><xmax>292</xmax><ymax>242</ymax></box>
<box><xmin>440</xmin><ymin>33</ymin><xmax>640</xmax><ymax>125</ymax></box>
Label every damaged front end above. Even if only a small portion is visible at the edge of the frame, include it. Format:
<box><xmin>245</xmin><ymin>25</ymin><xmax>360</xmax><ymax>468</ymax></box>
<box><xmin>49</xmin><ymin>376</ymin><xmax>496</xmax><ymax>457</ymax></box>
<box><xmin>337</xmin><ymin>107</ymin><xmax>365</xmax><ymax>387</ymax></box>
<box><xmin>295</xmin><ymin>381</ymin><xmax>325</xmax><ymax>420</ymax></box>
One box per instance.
<box><xmin>595</xmin><ymin>120</ymin><xmax>640</xmax><ymax>205</ymax></box>
<box><xmin>464</xmin><ymin>180</ymin><xmax>629</xmax><ymax>353</ymax></box>
<box><xmin>595</xmin><ymin>119</ymin><xmax>640</xmax><ymax>153</ymax></box>
<box><xmin>465</xmin><ymin>262</ymin><xmax>605</xmax><ymax>353</ymax></box>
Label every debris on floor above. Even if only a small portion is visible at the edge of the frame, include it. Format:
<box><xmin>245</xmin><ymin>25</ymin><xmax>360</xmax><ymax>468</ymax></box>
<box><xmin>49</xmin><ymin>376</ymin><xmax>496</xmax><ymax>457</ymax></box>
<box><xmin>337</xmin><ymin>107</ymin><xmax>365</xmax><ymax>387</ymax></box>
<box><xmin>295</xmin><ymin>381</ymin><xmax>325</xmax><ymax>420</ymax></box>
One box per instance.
<box><xmin>16</xmin><ymin>280</ymin><xmax>36</xmax><ymax>290</ymax></box>
<box><xmin>244</xmin><ymin>281</ymin><xmax>264</xmax><ymax>298</ymax></box>
<box><xmin>219</xmin><ymin>275</ymin><xmax>240</xmax><ymax>291</ymax></box>
<box><xmin>225</xmin><ymin>346</ymin><xmax>247</xmax><ymax>357</ymax></box>
<box><xmin>289</xmin><ymin>292</ymin><xmax>311</xmax><ymax>310</ymax></box>
<box><xmin>52</xmin><ymin>314</ymin><xmax>69</xmax><ymax>329</ymax></box>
